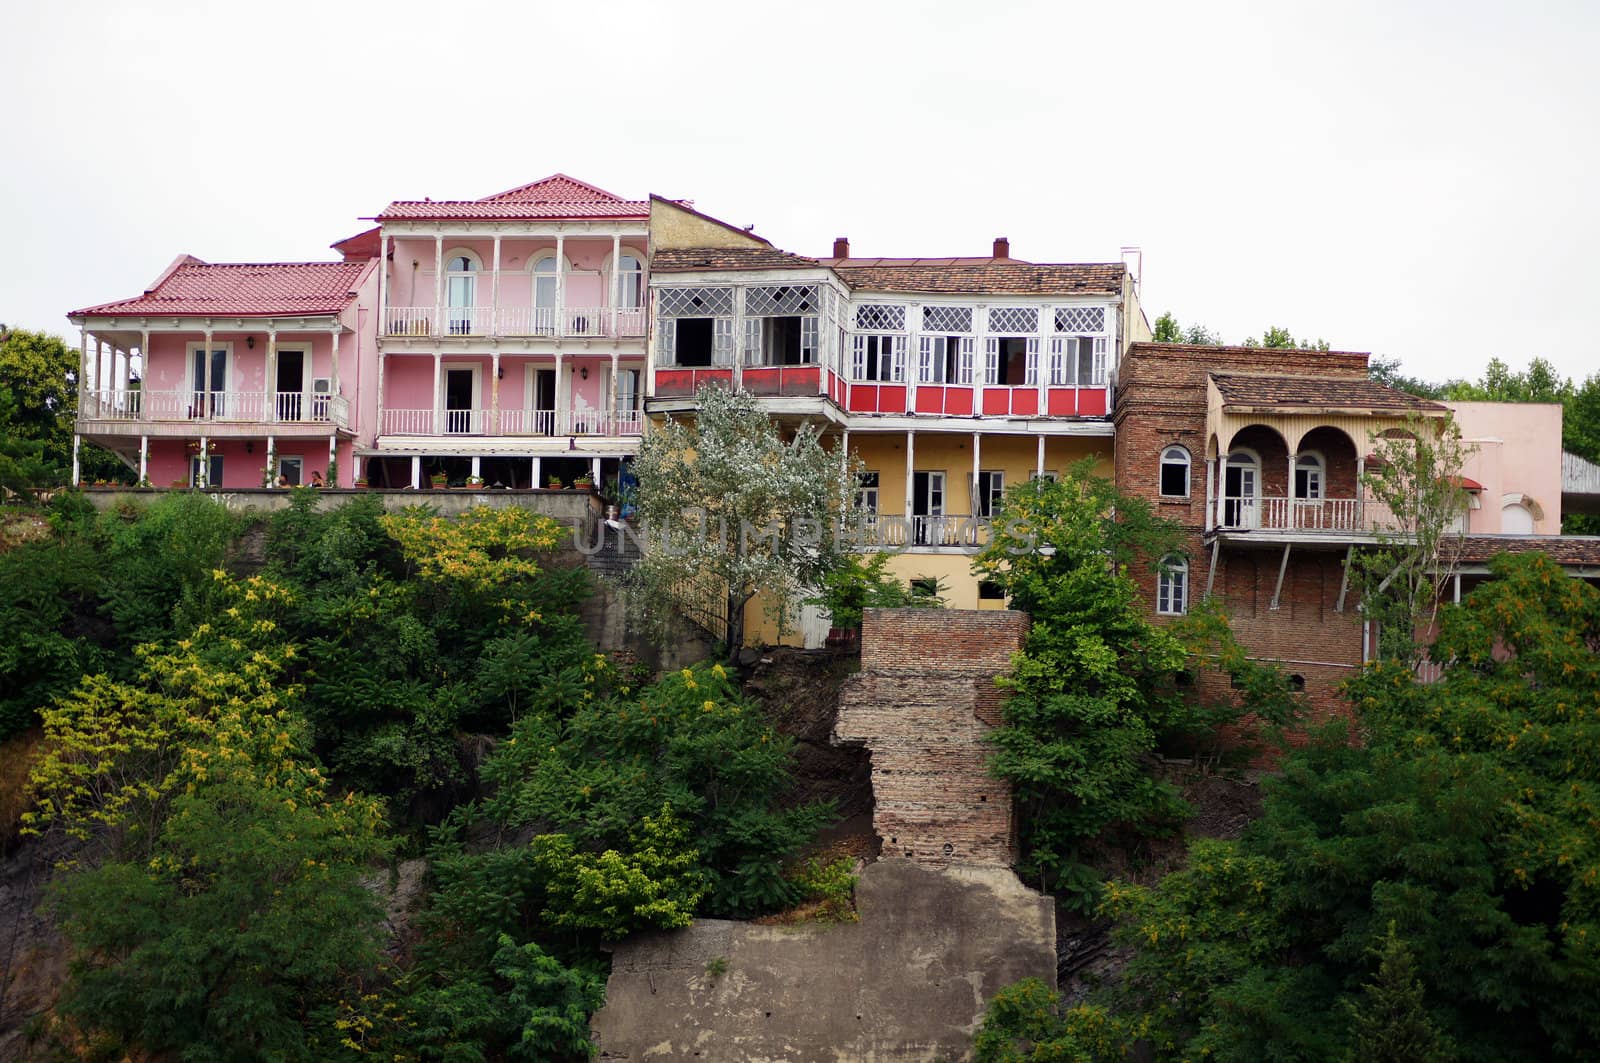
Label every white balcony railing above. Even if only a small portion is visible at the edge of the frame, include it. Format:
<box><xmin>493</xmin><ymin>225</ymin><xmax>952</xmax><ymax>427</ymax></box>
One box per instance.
<box><xmin>382</xmin><ymin>305</ymin><xmax>646</xmax><ymax>339</ymax></box>
<box><xmin>1219</xmin><ymin>496</ymin><xmax>1402</xmax><ymax>535</ymax></box>
<box><xmin>81</xmin><ymin>389</ymin><xmax>347</xmax><ymax>428</ymax></box>
<box><xmin>379</xmin><ymin>407</ymin><xmax>643</xmax><ymax>438</ymax></box>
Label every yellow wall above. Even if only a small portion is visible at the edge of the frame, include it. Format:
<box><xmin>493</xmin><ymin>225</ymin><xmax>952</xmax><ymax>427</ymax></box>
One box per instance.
<box><xmin>649</xmin><ymin>198</ymin><xmax>769</xmax><ymax>251</ymax></box>
<box><xmin>743</xmin><ymin>429</ymin><xmax>1112</xmax><ymax>646</ymax></box>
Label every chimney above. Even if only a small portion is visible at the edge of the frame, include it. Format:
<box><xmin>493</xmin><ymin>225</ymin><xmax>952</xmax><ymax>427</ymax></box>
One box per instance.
<box><xmin>993</xmin><ymin>236</ymin><xmax>1010</xmax><ymax>259</ymax></box>
<box><xmin>832</xmin><ymin>236</ymin><xmax>850</xmax><ymax>259</ymax></box>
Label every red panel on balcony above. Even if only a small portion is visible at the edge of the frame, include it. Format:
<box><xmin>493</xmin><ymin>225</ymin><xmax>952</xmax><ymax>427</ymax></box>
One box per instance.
<box><xmin>1078</xmin><ymin>388</ymin><xmax>1108</xmax><ymax>416</ymax></box>
<box><xmin>1046</xmin><ymin>388</ymin><xmax>1078</xmax><ymax>416</ymax></box>
<box><xmin>916</xmin><ymin>385</ymin><xmax>973</xmax><ymax>415</ymax></box>
<box><xmin>846</xmin><ymin>384</ymin><xmax>907</xmax><ymax>413</ymax></box>
<box><xmin>742</xmin><ymin>365</ymin><xmax>822</xmax><ymax>396</ymax></box>
<box><xmin>980</xmin><ymin>387</ymin><xmax>1041</xmax><ymax>416</ymax></box>
<box><xmin>655</xmin><ymin>368</ymin><xmax>733</xmax><ymax>398</ymax></box>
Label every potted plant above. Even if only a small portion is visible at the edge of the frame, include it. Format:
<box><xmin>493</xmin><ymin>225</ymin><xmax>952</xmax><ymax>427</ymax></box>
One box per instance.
<box><xmin>430</xmin><ymin>472</ymin><xmax>449</xmax><ymax>489</ymax></box>
<box><xmin>546</xmin><ymin>475</ymin><xmax>564</xmax><ymax>489</ymax></box>
<box><xmin>466</xmin><ymin>474</ymin><xmax>485</xmax><ymax>489</ymax></box>
<box><xmin>354</xmin><ymin>477</ymin><xmax>369</xmax><ymax>489</ymax></box>
<box><xmin>572</xmin><ymin>474</ymin><xmax>594</xmax><ymax>490</ymax></box>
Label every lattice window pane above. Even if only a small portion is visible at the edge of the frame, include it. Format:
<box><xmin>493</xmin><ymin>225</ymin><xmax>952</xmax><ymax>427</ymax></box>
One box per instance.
<box><xmin>923</xmin><ymin>305</ymin><xmax>972</xmax><ymax>333</ymax></box>
<box><xmin>1054</xmin><ymin>306</ymin><xmax>1106</xmax><ymax>334</ymax></box>
<box><xmin>659</xmin><ymin>286</ymin><xmax>735</xmax><ymax>317</ymax></box>
<box><xmin>745</xmin><ymin>285</ymin><xmax>819</xmax><ymax>317</ymax></box>
<box><xmin>987</xmin><ymin>307</ymin><xmax>1039</xmax><ymax>335</ymax></box>
<box><xmin>856</xmin><ymin>304</ymin><xmax>907</xmax><ymax>331</ymax></box>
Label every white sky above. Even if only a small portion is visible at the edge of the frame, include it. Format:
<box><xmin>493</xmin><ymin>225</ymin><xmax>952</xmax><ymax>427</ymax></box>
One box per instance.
<box><xmin>3</xmin><ymin>0</ymin><xmax>1596</xmax><ymax>384</ymax></box>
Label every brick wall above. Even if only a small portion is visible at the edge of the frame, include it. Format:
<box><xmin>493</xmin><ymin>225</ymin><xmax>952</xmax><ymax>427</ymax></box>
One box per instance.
<box><xmin>836</xmin><ymin>609</ymin><xmax>1028</xmax><ymax>867</ymax></box>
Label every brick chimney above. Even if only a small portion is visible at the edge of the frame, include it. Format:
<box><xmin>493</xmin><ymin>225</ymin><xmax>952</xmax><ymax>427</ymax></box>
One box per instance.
<box><xmin>993</xmin><ymin>236</ymin><xmax>1010</xmax><ymax>259</ymax></box>
<box><xmin>833</xmin><ymin>236</ymin><xmax>850</xmax><ymax>259</ymax></box>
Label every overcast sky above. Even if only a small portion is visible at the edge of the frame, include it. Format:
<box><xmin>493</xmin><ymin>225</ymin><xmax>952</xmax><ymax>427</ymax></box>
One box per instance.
<box><xmin>3</xmin><ymin>0</ymin><xmax>1595</xmax><ymax>384</ymax></box>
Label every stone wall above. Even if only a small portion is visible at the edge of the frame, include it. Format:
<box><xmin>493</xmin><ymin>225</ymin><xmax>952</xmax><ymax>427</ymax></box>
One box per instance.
<box><xmin>835</xmin><ymin>608</ymin><xmax>1028</xmax><ymax>867</ymax></box>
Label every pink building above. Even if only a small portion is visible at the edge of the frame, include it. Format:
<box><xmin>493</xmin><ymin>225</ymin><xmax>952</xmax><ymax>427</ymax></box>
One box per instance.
<box><xmin>1446</xmin><ymin>400</ymin><xmax>1564</xmax><ymax>535</ymax></box>
<box><xmin>70</xmin><ymin>174</ymin><xmax>650</xmax><ymax>490</ymax></box>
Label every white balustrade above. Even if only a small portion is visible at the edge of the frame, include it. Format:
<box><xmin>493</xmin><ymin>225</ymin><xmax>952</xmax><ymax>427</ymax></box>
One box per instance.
<box><xmin>563</xmin><ymin>307</ymin><xmax>608</xmax><ymax>338</ymax></box>
<box><xmin>497</xmin><ymin>408</ymin><xmax>558</xmax><ymax>435</ymax></box>
<box><xmin>442</xmin><ymin>307</ymin><xmax>493</xmax><ymax>336</ymax></box>
<box><xmin>382</xmin><ymin>408</ymin><xmax>434</xmax><ymax>435</ymax></box>
<box><xmin>384</xmin><ymin>307</ymin><xmax>434</xmax><ymax>337</ymax></box>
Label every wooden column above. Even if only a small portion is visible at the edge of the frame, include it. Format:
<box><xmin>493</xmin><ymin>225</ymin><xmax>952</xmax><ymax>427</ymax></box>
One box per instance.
<box><xmin>491</xmin><ymin>234</ymin><xmax>502</xmax><ymax>335</ymax></box>
<box><xmin>71</xmin><ymin>434</ymin><xmax>80</xmax><ymax>486</ymax></box>
<box><xmin>432</xmin><ymin>351</ymin><xmax>443</xmax><ymax>435</ymax></box>
<box><xmin>610</xmin><ymin>232</ymin><xmax>621</xmax><ymax>337</ymax></box>
<box><xmin>432</xmin><ymin>235</ymin><xmax>444</xmax><ymax>337</ymax></box>
<box><xmin>410</xmin><ymin>455</ymin><xmax>421</xmax><ymax>490</ymax></box>
<box><xmin>139</xmin><ymin>435</ymin><xmax>148</xmax><ymax>484</ymax></box>
<box><xmin>1036</xmin><ymin>434</ymin><xmax>1045</xmax><ymax>479</ymax></box>
<box><xmin>905</xmin><ymin>429</ymin><xmax>915</xmax><ymax>543</ymax></box>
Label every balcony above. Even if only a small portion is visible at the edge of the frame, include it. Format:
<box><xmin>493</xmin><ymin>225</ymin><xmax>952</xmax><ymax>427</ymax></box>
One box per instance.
<box><xmin>1217</xmin><ymin>496</ymin><xmax>1401</xmax><ymax>536</ymax></box>
<box><xmin>380</xmin><ymin>408</ymin><xmax>644</xmax><ymax>438</ymax></box>
<box><xmin>383</xmin><ymin>306</ymin><xmax>647</xmax><ymax>340</ymax></box>
<box><xmin>80</xmin><ymin>389</ymin><xmax>351</xmax><ymax>430</ymax></box>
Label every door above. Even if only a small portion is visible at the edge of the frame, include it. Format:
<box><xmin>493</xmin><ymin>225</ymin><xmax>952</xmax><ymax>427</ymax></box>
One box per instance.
<box><xmin>913</xmin><ymin>471</ymin><xmax>945</xmax><ymax>546</ymax></box>
<box><xmin>446</xmin><ymin>254</ymin><xmax>476</xmax><ymax>334</ymax></box>
<box><xmin>191</xmin><ymin>347</ymin><xmax>227</xmax><ymax>417</ymax></box>
<box><xmin>444</xmin><ymin>368</ymin><xmax>476</xmax><ymax>433</ymax></box>
<box><xmin>276</xmin><ymin>349</ymin><xmax>305</xmax><ymax>421</ymax></box>
<box><xmin>278</xmin><ymin>455</ymin><xmax>303</xmax><ymax>486</ymax></box>
<box><xmin>1223</xmin><ymin>455</ymin><xmax>1259</xmax><ymax>528</ymax></box>
<box><xmin>534</xmin><ymin>369</ymin><xmax>557</xmax><ymax>434</ymax></box>
<box><xmin>190</xmin><ymin>455</ymin><xmax>224</xmax><ymax>488</ymax></box>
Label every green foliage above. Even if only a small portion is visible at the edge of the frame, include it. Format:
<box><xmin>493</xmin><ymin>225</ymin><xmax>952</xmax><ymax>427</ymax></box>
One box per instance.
<box><xmin>789</xmin><ymin>855</ymin><xmax>859</xmax><ymax>923</ymax></box>
<box><xmin>973</xmin><ymin>463</ymin><xmax>1195</xmax><ymax>898</ymax></box>
<box><xmin>623</xmin><ymin>383</ymin><xmax>864</xmax><ymax>653</ymax></box>
<box><xmin>480</xmin><ymin>661</ymin><xmax>830</xmax><ymax>918</ymax></box>
<box><xmin>808</xmin><ymin>551</ymin><xmax>943</xmax><ymax>630</ymax></box>
<box><xmin>972</xmin><ymin>978</ymin><xmax>1129</xmax><ymax>1062</ymax></box>
<box><xmin>1243</xmin><ymin>325</ymin><xmax>1331</xmax><ymax>350</ymax></box>
<box><xmin>530</xmin><ymin>805</ymin><xmax>707</xmax><ymax>937</ymax></box>
<box><xmin>1151</xmin><ymin>311</ymin><xmax>1223</xmax><ymax>346</ymax></box>
<box><xmin>1342</xmin><ymin>923</ymin><xmax>1457</xmax><ymax>1063</ymax></box>
<box><xmin>1100</xmin><ymin>552</ymin><xmax>1600</xmax><ymax>1061</ymax></box>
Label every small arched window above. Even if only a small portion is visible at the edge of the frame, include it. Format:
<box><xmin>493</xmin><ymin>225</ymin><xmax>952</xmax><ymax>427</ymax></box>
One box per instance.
<box><xmin>1157</xmin><ymin>554</ymin><xmax>1188</xmax><ymax>616</ymax></box>
<box><xmin>1159</xmin><ymin>446</ymin><xmax>1190</xmax><ymax>497</ymax></box>
<box><xmin>1295</xmin><ymin>452</ymin><xmax>1325</xmax><ymax>500</ymax></box>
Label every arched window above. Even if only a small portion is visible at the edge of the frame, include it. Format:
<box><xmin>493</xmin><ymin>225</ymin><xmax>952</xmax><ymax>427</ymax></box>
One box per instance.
<box><xmin>444</xmin><ymin>249</ymin><xmax>481</xmax><ymax>334</ymax></box>
<box><xmin>1159</xmin><ymin>445</ymin><xmax>1190</xmax><ymax>497</ymax></box>
<box><xmin>613</xmin><ymin>252</ymin><xmax>644</xmax><ymax>310</ymax></box>
<box><xmin>533</xmin><ymin>254</ymin><xmax>561</xmax><ymax>309</ymax></box>
<box><xmin>1501</xmin><ymin>501</ymin><xmax>1535</xmax><ymax>534</ymax></box>
<box><xmin>1157</xmin><ymin>555</ymin><xmax>1188</xmax><ymax>616</ymax></box>
<box><xmin>1294</xmin><ymin>452</ymin><xmax>1325</xmax><ymax>500</ymax></box>
<box><xmin>1222</xmin><ymin>448</ymin><xmax>1261</xmax><ymax>528</ymax></box>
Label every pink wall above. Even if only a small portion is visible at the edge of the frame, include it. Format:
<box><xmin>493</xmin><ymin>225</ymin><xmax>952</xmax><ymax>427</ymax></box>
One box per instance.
<box><xmin>384</xmin><ymin>235</ymin><xmax>645</xmax><ymax>310</ymax></box>
<box><xmin>380</xmin><ymin>354</ymin><xmax>645</xmax><ymax>415</ymax></box>
<box><xmin>145</xmin><ymin>437</ymin><xmax>352</xmax><ymax>488</ymax></box>
<box><xmin>385</xmin><ymin>356</ymin><xmax>436</xmax><ymax>410</ymax></box>
<box><xmin>1445</xmin><ymin>401</ymin><xmax>1563</xmax><ymax>534</ymax></box>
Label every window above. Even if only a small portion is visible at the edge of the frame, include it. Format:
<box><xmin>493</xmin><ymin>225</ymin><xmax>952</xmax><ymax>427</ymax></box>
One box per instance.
<box><xmin>856</xmin><ymin>471</ymin><xmax>879</xmax><ymax>515</ymax></box>
<box><xmin>190</xmin><ymin>455</ymin><xmax>223</xmax><ymax>489</ymax></box>
<box><xmin>1157</xmin><ymin>555</ymin><xmax>1188</xmax><ymax>615</ymax></box>
<box><xmin>1294</xmin><ymin>453</ymin><xmax>1324</xmax><ymax>500</ymax></box>
<box><xmin>533</xmin><ymin>254</ymin><xmax>561</xmax><ymax>313</ymax></box>
<box><xmin>444</xmin><ymin>249</ymin><xmax>481</xmax><ymax>335</ymax></box>
<box><xmin>984</xmin><ymin>337</ymin><xmax>1036</xmax><ymax>385</ymax></box>
<box><xmin>975</xmin><ymin>470</ymin><xmax>1004</xmax><ymax>517</ymax></box>
<box><xmin>277</xmin><ymin>455</ymin><xmax>303</xmax><ymax>486</ymax></box>
<box><xmin>1033</xmin><ymin>470</ymin><xmax>1058</xmax><ymax>483</ymax></box>
<box><xmin>978</xmin><ymin>581</ymin><xmax>1006</xmax><ymax>601</ymax></box>
<box><xmin>919</xmin><ymin>335</ymin><xmax>974</xmax><ymax>383</ymax></box>
<box><xmin>188</xmin><ymin>343</ymin><xmax>230</xmax><ymax>417</ymax></box>
<box><xmin>1159</xmin><ymin>446</ymin><xmax>1190</xmax><ymax>497</ymax></box>
<box><xmin>614</xmin><ymin>253</ymin><xmax>644</xmax><ymax>309</ymax></box>
<box><xmin>912</xmin><ymin>471</ymin><xmax>945</xmax><ymax>545</ymax></box>
<box><xmin>1045</xmin><ymin>336</ymin><xmax>1106</xmax><ymax>385</ymax></box>
<box><xmin>745</xmin><ymin>315</ymin><xmax>818</xmax><ymax>365</ymax></box>
<box><xmin>1288</xmin><ymin>674</ymin><xmax>1307</xmax><ymax>692</ymax></box>
<box><xmin>614</xmin><ymin>370</ymin><xmax>640</xmax><ymax>418</ymax></box>
<box><xmin>851</xmin><ymin>335</ymin><xmax>906</xmax><ymax>381</ymax></box>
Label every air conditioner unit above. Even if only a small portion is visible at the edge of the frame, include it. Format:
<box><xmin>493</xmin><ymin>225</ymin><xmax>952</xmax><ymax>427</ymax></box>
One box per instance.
<box><xmin>311</xmin><ymin>378</ymin><xmax>332</xmax><ymax>421</ymax></box>
<box><xmin>313</xmin><ymin>378</ymin><xmax>331</xmax><ymax>395</ymax></box>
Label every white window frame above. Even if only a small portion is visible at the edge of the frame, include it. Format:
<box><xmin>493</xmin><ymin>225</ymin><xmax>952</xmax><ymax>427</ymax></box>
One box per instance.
<box><xmin>1160</xmin><ymin>445</ymin><xmax>1191</xmax><ymax>498</ymax></box>
<box><xmin>440</xmin><ymin>361</ymin><xmax>483</xmax><ymax>434</ymax></box>
<box><xmin>1294</xmin><ymin>451</ymin><xmax>1325</xmax><ymax>500</ymax></box>
<box><xmin>277</xmin><ymin>454</ymin><xmax>304</xmax><ymax>486</ymax></box>
<box><xmin>856</xmin><ymin>471</ymin><xmax>879</xmax><ymax>515</ymax></box>
<box><xmin>1157</xmin><ymin>555</ymin><xmax>1189</xmax><ymax>616</ymax></box>
<box><xmin>186</xmin><ymin>342</ymin><xmax>234</xmax><ymax>417</ymax></box>
<box><xmin>977</xmin><ymin>470</ymin><xmax>1004</xmax><ymax>517</ymax></box>
<box><xmin>605</xmin><ymin>248</ymin><xmax>646</xmax><ymax>310</ymax></box>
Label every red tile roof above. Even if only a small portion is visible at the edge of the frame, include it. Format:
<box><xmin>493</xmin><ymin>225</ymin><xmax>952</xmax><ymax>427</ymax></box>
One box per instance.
<box><xmin>331</xmin><ymin>226</ymin><xmax>381</xmax><ymax>261</ymax></box>
<box><xmin>1210</xmin><ymin>372</ymin><xmax>1446</xmax><ymax>413</ymax></box>
<box><xmin>72</xmin><ymin>259</ymin><xmax>368</xmax><ymax>318</ymax></box>
<box><xmin>377</xmin><ymin>173</ymin><xmax>648</xmax><ymax>221</ymax></box>
<box><xmin>652</xmin><ymin>247</ymin><xmax>822</xmax><ymax>272</ymax></box>
<box><xmin>826</xmin><ymin>259</ymin><xmax>1124</xmax><ymax>295</ymax></box>
<box><xmin>1458</xmin><ymin>535</ymin><xmax>1600</xmax><ymax>566</ymax></box>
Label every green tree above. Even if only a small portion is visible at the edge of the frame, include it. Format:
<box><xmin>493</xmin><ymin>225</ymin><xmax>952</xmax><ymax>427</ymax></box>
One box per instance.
<box><xmin>1243</xmin><ymin>325</ymin><xmax>1331</xmax><ymax>350</ymax></box>
<box><xmin>1100</xmin><ymin>551</ymin><xmax>1600</xmax><ymax>1061</ymax></box>
<box><xmin>0</xmin><ymin>324</ymin><xmax>128</xmax><ymax>485</ymax></box>
<box><xmin>1342</xmin><ymin>923</ymin><xmax>1456</xmax><ymax>1063</ymax></box>
<box><xmin>1444</xmin><ymin>355</ymin><xmax>1572</xmax><ymax>404</ymax></box>
<box><xmin>1151</xmin><ymin>311</ymin><xmax>1222</xmax><ymax>345</ymax></box>
<box><xmin>623</xmin><ymin>384</ymin><xmax>862</xmax><ymax>655</ymax></box>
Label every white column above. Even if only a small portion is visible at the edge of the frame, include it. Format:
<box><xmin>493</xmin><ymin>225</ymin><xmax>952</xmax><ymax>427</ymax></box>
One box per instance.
<box><xmin>202</xmin><ymin>328</ymin><xmax>214</xmax><ymax>406</ymax></box>
<box><xmin>491</xmin><ymin>234</ymin><xmax>502</xmax><ymax>335</ymax></box>
<box><xmin>905</xmin><ymin>429</ymin><xmax>916</xmax><ymax>534</ymax></box>
<box><xmin>1216</xmin><ymin>453</ymin><xmax>1228</xmax><ymax>527</ymax></box>
<box><xmin>139</xmin><ymin>435</ymin><xmax>148</xmax><ymax>484</ymax></box>
<box><xmin>470</xmin><ymin>455</ymin><xmax>481</xmax><ymax>481</ymax></box>
<box><xmin>1355</xmin><ymin>454</ymin><xmax>1366</xmax><ymax>527</ymax></box>
<box><xmin>266</xmin><ymin>329</ymin><xmax>278</xmax><ymax>421</ymax></box>
<box><xmin>531</xmin><ymin>456</ymin><xmax>541</xmax><ymax>489</ymax></box>
<box><xmin>330</xmin><ymin>329</ymin><xmax>342</xmax><ymax>401</ymax></box>
<box><xmin>972</xmin><ymin>431</ymin><xmax>981</xmax><ymax>516</ymax></box>
<box><xmin>378</xmin><ymin>233</ymin><xmax>390</xmax><ymax>334</ymax></box>
<box><xmin>199</xmin><ymin>434</ymin><xmax>209</xmax><ymax>488</ymax></box>
<box><xmin>1036</xmin><ymin>434</ymin><xmax>1045</xmax><ymax>479</ymax></box>
<box><xmin>555</xmin><ymin>234</ymin><xmax>566</xmax><ymax>334</ymax></box>
<box><xmin>491</xmin><ymin>351</ymin><xmax>501</xmax><ymax>434</ymax></box>
<box><xmin>410</xmin><ymin>455</ymin><xmax>421</xmax><ymax>490</ymax></box>
<box><xmin>376</xmin><ymin>345</ymin><xmax>387</xmax><ymax>436</ymax></box>
<box><xmin>138</xmin><ymin>328</ymin><xmax>150</xmax><ymax>401</ymax></box>
<box><xmin>433</xmin><ymin>235</ymin><xmax>444</xmax><ymax>337</ymax></box>
<box><xmin>609</xmin><ymin>352</ymin><xmax>620</xmax><ymax>433</ymax></box>
<box><xmin>71</xmin><ymin>434</ymin><xmax>81</xmax><ymax>486</ymax></box>
<box><xmin>841</xmin><ymin>428</ymin><xmax>851</xmax><ymax>477</ymax></box>
<box><xmin>266</xmin><ymin>434</ymin><xmax>275</xmax><ymax>484</ymax></box>
<box><xmin>79</xmin><ymin>330</ymin><xmax>92</xmax><ymax>401</ymax></box>
<box><xmin>1204</xmin><ymin>458</ymin><xmax>1216</xmax><ymax>531</ymax></box>
<box><xmin>329</xmin><ymin>435</ymin><xmax>337</xmax><ymax>485</ymax></box>
<box><xmin>353</xmin><ymin>453</ymin><xmax>363</xmax><ymax>484</ymax></box>
<box><xmin>610</xmin><ymin>232</ymin><xmax>621</xmax><ymax>337</ymax></box>
<box><xmin>591</xmin><ymin>456</ymin><xmax>601</xmax><ymax>485</ymax></box>
<box><xmin>96</xmin><ymin>338</ymin><xmax>107</xmax><ymax>399</ymax></box>
<box><xmin>432</xmin><ymin>351</ymin><xmax>443</xmax><ymax>434</ymax></box>
<box><xmin>554</xmin><ymin>352</ymin><xmax>566</xmax><ymax>434</ymax></box>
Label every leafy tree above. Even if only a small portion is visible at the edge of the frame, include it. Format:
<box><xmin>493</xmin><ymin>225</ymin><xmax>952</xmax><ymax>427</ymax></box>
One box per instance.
<box><xmin>1352</xmin><ymin>414</ymin><xmax>1471</xmax><ymax>664</ymax></box>
<box><xmin>1243</xmin><ymin>325</ymin><xmax>1331</xmax><ymax>350</ymax></box>
<box><xmin>1367</xmin><ymin>356</ymin><xmax>1454</xmax><ymax>399</ymax></box>
<box><xmin>1151</xmin><ymin>311</ymin><xmax>1222</xmax><ymax>345</ymax></box>
<box><xmin>0</xmin><ymin>324</ymin><xmax>128</xmax><ymax>485</ymax></box>
<box><xmin>622</xmin><ymin>384</ymin><xmax>862</xmax><ymax>655</ymax></box>
<box><xmin>1097</xmin><ymin>552</ymin><xmax>1600</xmax><ymax>1061</ymax></box>
<box><xmin>807</xmin><ymin>551</ymin><xmax>943</xmax><ymax>630</ymax></box>
<box><xmin>1444</xmin><ymin>355</ymin><xmax>1572</xmax><ymax>404</ymax></box>
<box><xmin>973</xmin><ymin>464</ymin><xmax>1195</xmax><ymax>901</ymax></box>
<box><xmin>1342</xmin><ymin>923</ymin><xmax>1457</xmax><ymax>1063</ymax></box>
<box><xmin>972</xmin><ymin>977</ymin><xmax>1128</xmax><ymax>1062</ymax></box>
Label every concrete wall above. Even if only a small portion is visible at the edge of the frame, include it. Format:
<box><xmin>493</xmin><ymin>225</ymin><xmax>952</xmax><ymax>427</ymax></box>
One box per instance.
<box><xmin>649</xmin><ymin>197</ymin><xmax>770</xmax><ymax>250</ymax></box>
<box><xmin>592</xmin><ymin>860</ymin><xmax>1056</xmax><ymax>1062</ymax></box>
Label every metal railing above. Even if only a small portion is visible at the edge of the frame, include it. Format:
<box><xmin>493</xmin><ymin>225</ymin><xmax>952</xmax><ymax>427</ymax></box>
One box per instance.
<box><xmin>383</xmin><ymin>305</ymin><xmax>647</xmax><ymax>339</ymax></box>
<box><xmin>82</xmin><ymin>388</ymin><xmax>347</xmax><ymax>428</ymax></box>
<box><xmin>379</xmin><ymin>407</ymin><xmax>644</xmax><ymax>437</ymax></box>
